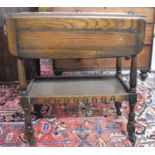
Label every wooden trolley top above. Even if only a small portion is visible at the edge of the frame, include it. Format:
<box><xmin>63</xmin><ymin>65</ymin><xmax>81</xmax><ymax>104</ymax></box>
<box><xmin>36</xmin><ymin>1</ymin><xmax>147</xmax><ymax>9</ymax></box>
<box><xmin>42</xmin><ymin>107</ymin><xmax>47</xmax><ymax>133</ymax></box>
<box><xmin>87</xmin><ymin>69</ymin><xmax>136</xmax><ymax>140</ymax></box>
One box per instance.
<box><xmin>7</xmin><ymin>12</ymin><xmax>146</xmax><ymax>59</ymax></box>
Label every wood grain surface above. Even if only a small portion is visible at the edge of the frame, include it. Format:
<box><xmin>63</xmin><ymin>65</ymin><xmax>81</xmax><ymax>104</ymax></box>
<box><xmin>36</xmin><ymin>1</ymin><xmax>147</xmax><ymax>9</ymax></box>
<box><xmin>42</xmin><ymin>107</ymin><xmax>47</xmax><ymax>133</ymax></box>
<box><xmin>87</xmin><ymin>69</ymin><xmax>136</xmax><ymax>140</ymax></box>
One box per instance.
<box><xmin>38</xmin><ymin>7</ymin><xmax>154</xmax><ymax>72</ymax></box>
<box><xmin>49</xmin><ymin>7</ymin><xmax>154</xmax><ymax>23</ymax></box>
<box><xmin>54</xmin><ymin>46</ymin><xmax>151</xmax><ymax>70</ymax></box>
<box><xmin>7</xmin><ymin>13</ymin><xmax>146</xmax><ymax>59</ymax></box>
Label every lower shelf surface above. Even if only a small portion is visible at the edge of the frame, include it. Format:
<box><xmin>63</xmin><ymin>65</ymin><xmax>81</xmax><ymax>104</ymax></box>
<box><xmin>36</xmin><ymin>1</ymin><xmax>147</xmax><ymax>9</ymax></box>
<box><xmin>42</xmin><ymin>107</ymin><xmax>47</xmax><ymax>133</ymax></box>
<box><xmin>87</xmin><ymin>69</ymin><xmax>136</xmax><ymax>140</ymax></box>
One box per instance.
<box><xmin>28</xmin><ymin>77</ymin><xmax>128</xmax><ymax>98</ymax></box>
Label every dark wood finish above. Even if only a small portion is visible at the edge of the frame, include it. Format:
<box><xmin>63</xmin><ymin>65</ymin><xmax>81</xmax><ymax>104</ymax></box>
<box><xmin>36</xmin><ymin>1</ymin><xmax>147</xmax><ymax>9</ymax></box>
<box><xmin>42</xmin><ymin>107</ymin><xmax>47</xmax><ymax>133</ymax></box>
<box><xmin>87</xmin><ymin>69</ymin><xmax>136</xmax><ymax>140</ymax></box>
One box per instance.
<box><xmin>6</xmin><ymin>13</ymin><xmax>146</xmax><ymax>145</ymax></box>
<box><xmin>144</xmin><ymin>23</ymin><xmax>154</xmax><ymax>45</ymax></box>
<box><xmin>0</xmin><ymin>25</ymin><xmax>20</xmax><ymax>81</ymax></box>
<box><xmin>30</xmin><ymin>77</ymin><xmax>127</xmax><ymax>96</ymax></box>
<box><xmin>116</xmin><ymin>57</ymin><xmax>122</xmax><ymax>76</ymax></box>
<box><xmin>40</xmin><ymin>8</ymin><xmax>154</xmax><ymax>78</ymax></box>
<box><xmin>7</xmin><ymin>13</ymin><xmax>145</xmax><ymax>59</ymax></box>
<box><xmin>53</xmin><ymin>59</ymin><xmax>63</xmax><ymax>76</ymax></box>
<box><xmin>0</xmin><ymin>27</ymin><xmax>7</xmax><ymax>81</ymax></box>
<box><xmin>127</xmin><ymin>55</ymin><xmax>137</xmax><ymax>145</ymax></box>
<box><xmin>130</xmin><ymin>56</ymin><xmax>137</xmax><ymax>93</ymax></box>
<box><xmin>0</xmin><ymin>7</ymin><xmax>37</xmax><ymax>82</ymax></box>
<box><xmin>20</xmin><ymin>93</ymin><xmax>35</xmax><ymax>144</ymax></box>
<box><xmin>54</xmin><ymin>46</ymin><xmax>152</xmax><ymax>70</ymax></box>
<box><xmin>34</xmin><ymin>59</ymin><xmax>40</xmax><ymax>76</ymax></box>
<box><xmin>140</xmin><ymin>70</ymin><xmax>149</xmax><ymax>81</ymax></box>
<box><xmin>114</xmin><ymin>101</ymin><xmax>122</xmax><ymax>116</ymax></box>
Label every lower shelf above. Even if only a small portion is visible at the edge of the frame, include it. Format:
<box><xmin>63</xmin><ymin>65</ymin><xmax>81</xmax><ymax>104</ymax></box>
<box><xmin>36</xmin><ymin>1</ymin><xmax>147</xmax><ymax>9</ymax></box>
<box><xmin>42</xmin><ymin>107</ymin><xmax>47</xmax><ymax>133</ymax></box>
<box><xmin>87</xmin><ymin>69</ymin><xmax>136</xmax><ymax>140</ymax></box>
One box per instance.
<box><xmin>27</xmin><ymin>76</ymin><xmax>129</xmax><ymax>104</ymax></box>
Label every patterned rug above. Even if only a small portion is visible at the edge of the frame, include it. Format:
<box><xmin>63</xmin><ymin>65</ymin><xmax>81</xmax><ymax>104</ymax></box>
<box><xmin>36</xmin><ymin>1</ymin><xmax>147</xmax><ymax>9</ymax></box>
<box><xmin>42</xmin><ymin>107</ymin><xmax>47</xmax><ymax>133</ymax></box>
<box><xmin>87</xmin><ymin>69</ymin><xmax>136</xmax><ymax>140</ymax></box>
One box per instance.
<box><xmin>0</xmin><ymin>59</ymin><xmax>155</xmax><ymax>147</ymax></box>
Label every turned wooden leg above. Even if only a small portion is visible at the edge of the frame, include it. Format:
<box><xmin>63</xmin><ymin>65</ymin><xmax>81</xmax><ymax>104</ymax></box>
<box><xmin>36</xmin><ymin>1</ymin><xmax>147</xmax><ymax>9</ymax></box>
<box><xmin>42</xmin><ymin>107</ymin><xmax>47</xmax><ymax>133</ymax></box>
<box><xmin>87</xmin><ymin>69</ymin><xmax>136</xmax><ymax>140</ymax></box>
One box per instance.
<box><xmin>17</xmin><ymin>57</ymin><xmax>35</xmax><ymax>144</ymax></box>
<box><xmin>54</xmin><ymin>70</ymin><xmax>63</xmax><ymax>76</ymax></box>
<box><xmin>140</xmin><ymin>70</ymin><xmax>148</xmax><ymax>81</ymax></box>
<box><xmin>34</xmin><ymin>105</ymin><xmax>42</xmax><ymax>118</ymax></box>
<box><xmin>116</xmin><ymin>57</ymin><xmax>122</xmax><ymax>76</ymax></box>
<box><xmin>127</xmin><ymin>94</ymin><xmax>136</xmax><ymax>145</ymax></box>
<box><xmin>35</xmin><ymin>59</ymin><xmax>40</xmax><ymax>76</ymax></box>
<box><xmin>115</xmin><ymin>58</ymin><xmax>122</xmax><ymax>116</ymax></box>
<box><xmin>114</xmin><ymin>101</ymin><xmax>122</xmax><ymax>116</ymax></box>
<box><xmin>127</xmin><ymin>55</ymin><xmax>137</xmax><ymax>145</ymax></box>
<box><xmin>20</xmin><ymin>93</ymin><xmax>35</xmax><ymax>144</ymax></box>
<box><xmin>53</xmin><ymin>59</ymin><xmax>63</xmax><ymax>76</ymax></box>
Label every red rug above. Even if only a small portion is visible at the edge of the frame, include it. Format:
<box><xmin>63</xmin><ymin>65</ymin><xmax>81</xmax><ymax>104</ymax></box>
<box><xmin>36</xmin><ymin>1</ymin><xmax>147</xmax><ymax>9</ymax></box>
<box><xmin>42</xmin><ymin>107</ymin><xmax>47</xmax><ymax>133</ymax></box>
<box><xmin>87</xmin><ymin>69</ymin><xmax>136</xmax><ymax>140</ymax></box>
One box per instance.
<box><xmin>0</xmin><ymin>59</ymin><xmax>155</xmax><ymax>147</ymax></box>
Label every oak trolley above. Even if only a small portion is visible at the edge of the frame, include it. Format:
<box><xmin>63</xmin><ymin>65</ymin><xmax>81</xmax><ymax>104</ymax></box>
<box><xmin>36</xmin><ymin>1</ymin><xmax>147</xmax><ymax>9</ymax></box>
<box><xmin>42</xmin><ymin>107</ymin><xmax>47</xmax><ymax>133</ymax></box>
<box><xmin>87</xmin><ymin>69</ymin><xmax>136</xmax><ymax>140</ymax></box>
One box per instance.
<box><xmin>6</xmin><ymin>12</ymin><xmax>146</xmax><ymax>146</ymax></box>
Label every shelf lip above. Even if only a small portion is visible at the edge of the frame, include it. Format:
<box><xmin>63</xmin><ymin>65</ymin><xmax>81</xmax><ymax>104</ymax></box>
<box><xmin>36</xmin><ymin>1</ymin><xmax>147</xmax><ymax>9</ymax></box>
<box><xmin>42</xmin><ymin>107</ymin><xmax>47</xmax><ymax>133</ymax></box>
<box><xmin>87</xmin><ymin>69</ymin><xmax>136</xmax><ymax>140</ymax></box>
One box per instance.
<box><xmin>34</xmin><ymin>75</ymin><xmax>117</xmax><ymax>80</ymax></box>
<box><xmin>29</xmin><ymin>94</ymin><xmax>129</xmax><ymax>99</ymax></box>
<box><xmin>29</xmin><ymin>95</ymin><xmax>129</xmax><ymax>104</ymax></box>
<box><xmin>7</xmin><ymin>12</ymin><xmax>146</xmax><ymax>20</ymax></box>
<box><xmin>26</xmin><ymin>75</ymin><xmax>129</xmax><ymax>100</ymax></box>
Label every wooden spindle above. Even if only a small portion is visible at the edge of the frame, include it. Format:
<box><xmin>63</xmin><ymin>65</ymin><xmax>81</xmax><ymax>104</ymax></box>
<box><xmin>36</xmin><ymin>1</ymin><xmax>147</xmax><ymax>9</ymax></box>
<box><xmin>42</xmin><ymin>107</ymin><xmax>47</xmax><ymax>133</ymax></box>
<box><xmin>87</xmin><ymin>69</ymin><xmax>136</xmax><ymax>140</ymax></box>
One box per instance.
<box><xmin>127</xmin><ymin>55</ymin><xmax>137</xmax><ymax>145</ymax></box>
<box><xmin>130</xmin><ymin>55</ymin><xmax>137</xmax><ymax>93</ymax></box>
<box><xmin>116</xmin><ymin>57</ymin><xmax>122</xmax><ymax>76</ymax></box>
<box><xmin>20</xmin><ymin>93</ymin><xmax>35</xmax><ymax>144</ymax></box>
<box><xmin>34</xmin><ymin>59</ymin><xmax>40</xmax><ymax>76</ymax></box>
